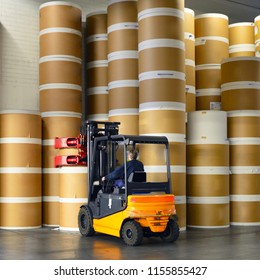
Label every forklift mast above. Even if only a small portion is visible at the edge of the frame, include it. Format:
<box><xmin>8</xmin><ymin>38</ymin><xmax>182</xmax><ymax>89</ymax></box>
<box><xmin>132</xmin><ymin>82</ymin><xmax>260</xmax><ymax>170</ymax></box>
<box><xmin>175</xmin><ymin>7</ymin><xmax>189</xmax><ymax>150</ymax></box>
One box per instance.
<box><xmin>82</xmin><ymin>121</ymin><xmax>120</xmax><ymax>200</ymax></box>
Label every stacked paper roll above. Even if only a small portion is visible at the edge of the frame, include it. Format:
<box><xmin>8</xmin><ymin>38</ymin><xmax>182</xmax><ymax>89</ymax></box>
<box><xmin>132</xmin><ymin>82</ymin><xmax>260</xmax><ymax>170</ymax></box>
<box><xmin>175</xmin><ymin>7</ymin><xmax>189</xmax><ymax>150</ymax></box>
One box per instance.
<box><xmin>229</xmin><ymin>22</ymin><xmax>255</xmax><ymax>57</ymax></box>
<box><xmin>138</xmin><ymin>0</ymin><xmax>186</xmax><ymax>230</ymax></box>
<box><xmin>221</xmin><ymin>56</ymin><xmax>260</xmax><ymax>225</ymax></box>
<box><xmin>0</xmin><ymin>110</ymin><xmax>42</xmax><ymax>229</ymax></box>
<box><xmin>195</xmin><ymin>13</ymin><xmax>229</xmax><ymax>110</ymax></box>
<box><xmin>107</xmin><ymin>0</ymin><xmax>139</xmax><ymax>134</ymax></box>
<box><xmin>39</xmin><ymin>1</ymin><xmax>83</xmax><ymax>226</ymax></box>
<box><xmin>184</xmin><ymin>8</ymin><xmax>195</xmax><ymax>112</ymax></box>
<box><xmin>255</xmin><ymin>15</ymin><xmax>260</xmax><ymax>57</ymax></box>
<box><xmin>186</xmin><ymin>111</ymin><xmax>230</xmax><ymax>228</ymax></box>
<box><xmin>86</xmin><ymin>11</ymin><xmax>108</xmax><ymax>122</ymax></box>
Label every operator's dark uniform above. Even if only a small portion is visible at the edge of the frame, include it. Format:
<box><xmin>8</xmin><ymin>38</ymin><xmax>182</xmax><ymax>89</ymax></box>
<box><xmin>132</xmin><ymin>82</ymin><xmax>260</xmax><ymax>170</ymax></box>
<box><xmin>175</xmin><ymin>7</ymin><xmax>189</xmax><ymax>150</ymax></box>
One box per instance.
<box><xmin>104</xmin><ymin>159</ymin><xmax>144</xmax><ymax>185</ymax></box>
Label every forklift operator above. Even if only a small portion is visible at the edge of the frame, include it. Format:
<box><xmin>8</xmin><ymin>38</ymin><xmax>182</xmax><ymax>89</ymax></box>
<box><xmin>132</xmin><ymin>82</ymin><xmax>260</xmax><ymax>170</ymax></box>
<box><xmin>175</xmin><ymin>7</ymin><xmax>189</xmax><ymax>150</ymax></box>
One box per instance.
<box><xmin>101</xmin><ymin>149</ymin><xmax>144</xmax><ymax>187</ymax></box>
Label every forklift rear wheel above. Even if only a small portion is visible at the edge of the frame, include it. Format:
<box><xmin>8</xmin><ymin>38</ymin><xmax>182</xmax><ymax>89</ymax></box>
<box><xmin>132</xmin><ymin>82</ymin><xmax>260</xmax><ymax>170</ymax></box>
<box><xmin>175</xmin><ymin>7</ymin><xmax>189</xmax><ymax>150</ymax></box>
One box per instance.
<box><xmin>160</xmin><ymin>219</ymin><xmax>179</xmax><ymax>243</ymax></box>
<box><xmin>121</xmin><ymin>220</ymin><xmax>143</xmax><ymax>246</ymax></box>
<box><xmin>78</xmin><ymin>206</ymin><xmax>95</xmax><ymax>237</ymax></box>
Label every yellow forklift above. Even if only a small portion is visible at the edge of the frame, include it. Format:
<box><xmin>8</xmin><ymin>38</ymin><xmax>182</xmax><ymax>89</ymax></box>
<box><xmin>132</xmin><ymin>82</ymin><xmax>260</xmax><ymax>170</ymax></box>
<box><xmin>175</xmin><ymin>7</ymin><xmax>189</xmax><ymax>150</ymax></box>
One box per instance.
<box><xmin>78</xmin><ymin>121</ymin><xmax>179</xmax><ymax>246</ymax></box>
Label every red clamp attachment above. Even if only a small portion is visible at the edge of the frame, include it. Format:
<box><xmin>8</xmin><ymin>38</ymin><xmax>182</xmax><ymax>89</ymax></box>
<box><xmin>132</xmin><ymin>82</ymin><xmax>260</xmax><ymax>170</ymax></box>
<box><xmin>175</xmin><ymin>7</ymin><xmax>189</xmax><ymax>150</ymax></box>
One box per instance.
<box><xmin>54</xmin><ymin>155</ymin><xmax>81</xmax><ymax>167</ymax></box>
<box><xmin>54</xmin><ymin>137</ymin><xmax>80</xmax><ymax>149</ymax></box>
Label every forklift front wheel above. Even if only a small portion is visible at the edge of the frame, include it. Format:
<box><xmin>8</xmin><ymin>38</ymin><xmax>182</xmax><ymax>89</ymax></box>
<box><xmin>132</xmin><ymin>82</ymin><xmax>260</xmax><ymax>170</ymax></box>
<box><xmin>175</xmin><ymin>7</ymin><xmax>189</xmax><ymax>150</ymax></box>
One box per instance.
<box><xmin>78</xmin><ymin>206</ymin><xmax>95</xmax><ymax>237</ymax></box>
<box><xmin>121</xmin><ymin>220</ymin><xmax>143</xmax><ymax>246</ymax></box>
<box><xmin>160</xmin><ymin>219</ymin><xmax>179</xmax><ymax>243</ymax></box>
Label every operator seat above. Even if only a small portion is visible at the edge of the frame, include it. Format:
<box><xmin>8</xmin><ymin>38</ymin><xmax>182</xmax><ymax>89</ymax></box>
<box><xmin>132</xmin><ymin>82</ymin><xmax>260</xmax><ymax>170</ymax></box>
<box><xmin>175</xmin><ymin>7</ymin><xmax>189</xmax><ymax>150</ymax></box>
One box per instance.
<box><xmin>128</xmin><ymin>171</ymin><xmax>146</xmax><ymax>183</ymax></box>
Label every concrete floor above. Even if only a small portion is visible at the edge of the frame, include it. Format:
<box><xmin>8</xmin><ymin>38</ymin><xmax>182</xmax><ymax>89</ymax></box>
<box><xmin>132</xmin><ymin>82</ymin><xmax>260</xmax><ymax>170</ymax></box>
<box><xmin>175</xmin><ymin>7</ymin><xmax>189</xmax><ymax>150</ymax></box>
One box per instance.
<box><xmin>0</xmin><ymin>226</ymin><xmax>260</xmax><ymax>260</ymax></box>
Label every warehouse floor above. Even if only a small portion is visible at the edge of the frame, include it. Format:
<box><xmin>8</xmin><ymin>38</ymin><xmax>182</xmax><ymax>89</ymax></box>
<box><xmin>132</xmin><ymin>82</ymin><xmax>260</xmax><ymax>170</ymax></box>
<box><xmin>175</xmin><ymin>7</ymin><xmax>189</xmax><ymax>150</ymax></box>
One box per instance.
<box><xmin>0</xmin><ymin>226</ymin><xmax>260</xmax><ymax>260</ymax></box>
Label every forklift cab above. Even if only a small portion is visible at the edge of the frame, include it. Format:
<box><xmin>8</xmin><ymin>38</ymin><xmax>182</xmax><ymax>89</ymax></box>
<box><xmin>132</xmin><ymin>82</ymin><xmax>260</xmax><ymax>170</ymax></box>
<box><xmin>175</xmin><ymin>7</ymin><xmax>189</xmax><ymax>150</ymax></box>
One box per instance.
<box><xmin>89</xmin><ymin>134</ymin><xmax>172</xmax><ymax>216</ymax></box>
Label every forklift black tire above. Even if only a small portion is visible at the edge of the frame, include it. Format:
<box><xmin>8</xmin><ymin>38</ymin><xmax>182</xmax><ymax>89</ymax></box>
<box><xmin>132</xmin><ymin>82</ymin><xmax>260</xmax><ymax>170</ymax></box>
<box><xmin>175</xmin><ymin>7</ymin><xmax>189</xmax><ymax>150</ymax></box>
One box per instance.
<box><xmin>121</xmin><ymin>220</ymin><xmax>143</xmax><ymax>246</ymax></box>
<box><xmin>160</xmin><ymin>219</ymin><xmax>179</xmax><ymax>243</ymax></box>
<box><xmin>78</xmin><ymin>206</ymin><xmax>95</xmax><ymax>237</ymax></box>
